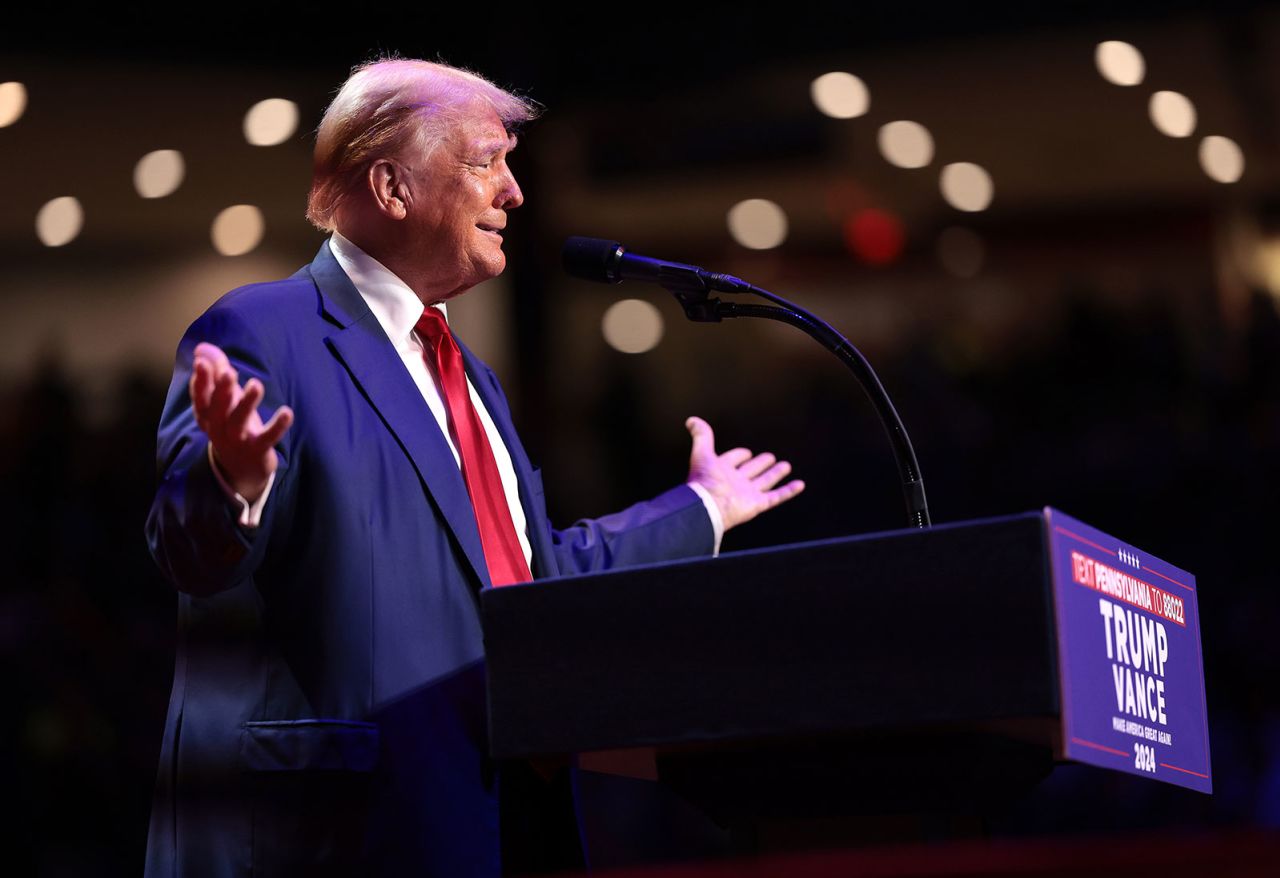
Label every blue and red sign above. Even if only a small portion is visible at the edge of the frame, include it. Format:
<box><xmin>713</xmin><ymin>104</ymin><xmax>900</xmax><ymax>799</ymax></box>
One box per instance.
<box><xmin>1045</xmin><ymin>508</ymin><xmax>1211</xmax><ymax>793</ymax></box>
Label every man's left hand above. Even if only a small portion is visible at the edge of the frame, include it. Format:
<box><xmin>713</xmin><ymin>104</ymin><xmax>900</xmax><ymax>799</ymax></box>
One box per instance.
<box><xmin>685</xmin><ymin>415</ymin><xmax>805</xmax><ymax>532</ymax></box>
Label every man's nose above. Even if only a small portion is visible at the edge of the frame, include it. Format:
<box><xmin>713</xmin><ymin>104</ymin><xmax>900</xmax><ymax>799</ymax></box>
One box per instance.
<box><xmin>496</xmin><ymin>168</ymin><xmax>523</xmax><ymax>210</ymax></box>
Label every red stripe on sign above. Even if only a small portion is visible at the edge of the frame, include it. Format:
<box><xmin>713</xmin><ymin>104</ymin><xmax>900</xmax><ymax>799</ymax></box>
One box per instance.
<box><xmin>1160</xmin><ymin>762</ymin><xmax>1210</xmax><ymax>779</ymax></box>
<box><xmin>1071</xmin><ymin>737</ymin><xmax>1129</xmax><ymax>758</ymax></box>
<box><xmin>1148</xmin><ymin>567</ymin><xmax>1195</xmax><ymax>593</ymax></box>
<box><xmin>1055</xmin><ymin>526</ymin><xmax>1116</xmax><ymax>556</ymax></box>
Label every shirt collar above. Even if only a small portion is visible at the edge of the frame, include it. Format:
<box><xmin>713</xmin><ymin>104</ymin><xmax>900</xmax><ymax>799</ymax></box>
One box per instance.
<box><xmin>328</xmin><ymin>231</ymin><xmax>446</xmax><ymax>345</ymax></box>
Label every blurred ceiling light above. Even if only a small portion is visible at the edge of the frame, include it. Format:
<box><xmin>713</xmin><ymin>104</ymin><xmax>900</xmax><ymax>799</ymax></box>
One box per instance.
<box><xmin>134</xmin><ymin>149</ymin><xmax>186</xmax><ymax>199</ymax></box>
<box><xmin>940</xmin><ymin>162</ymin><xmax>994</xmax><ymax>212</ymax></box>
<box><xmin>810</xmin><ymin>71</ymin><xmax>870</xmax><ymax>119</ymax></box>
<box><xmin>0</xmin><ymin>81</ymin><xmax>27</xmax><ymax>127</ymax></box>
<box><xmin>727</xmin><ymin>198</ymin><xmax>788</xmax><ymax>250</ymax></box>
<box><xmin>211</xmin><ymin>204</ymin><xmax>265</xmax><ymax>255</ymax></box>
<box><xmin>877</xmin><ymin>120</ymin><xmax>934</xmax><ymax>169</ymax></box>
<box><xmin>936</xmin><ymin>226</ymin><xmax>985</xmax><ymax>278</ymax></box>
<box><xmin>35</xmin><ymin>196</ymin><xmax>84</xmax><ymax>247</ymax></box>
<box><xmin>1149</xmin><ymin>91</ymin><xmax>1196</xmax><ymax>138</ymax></box>
<box><xmin>1255</xmin><ymin>237</ymin><xmax>1280</xmax><ymax>301</ymax></box>
<box><xmin>602</xmin><ymin>298</ymin><xmax>664</xmax><ymax>354</ymax></box>
<box><xmin>843</xmin><ymin>208</ymin><xmax>905</xmax><ymax>266</ymax></box>
<box><xmin>243</xmin><ymin>98</ymin><xmax>299</xmax><ymax>146</ymax></box>
<box><xmin>1199</xmin><ymin>135</ymin><xmax>1244</xmax><ymax>184</ymax></box>
<box><xmin>1095</xmin><ymin>40</ymin><xmax>1145</xmax><ymax>86</ymax></box>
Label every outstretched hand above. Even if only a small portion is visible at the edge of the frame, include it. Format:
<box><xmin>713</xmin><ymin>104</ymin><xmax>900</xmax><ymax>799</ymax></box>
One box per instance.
<box><xmin>189</xmin><ymin>342</ymin><xmax>293</xmax><ymax>503</ymax></box>
<box><xmin>685</xmin><ymin>415</ymin><xmax>804</xmax><ymax>532</ymax></box>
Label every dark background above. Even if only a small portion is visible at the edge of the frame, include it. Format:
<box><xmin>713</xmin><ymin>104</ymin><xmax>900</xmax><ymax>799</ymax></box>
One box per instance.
<box><xmin>3</xmin><ymin>2</ymin><xmax>1279</xmax><ymax>874</ymax></box>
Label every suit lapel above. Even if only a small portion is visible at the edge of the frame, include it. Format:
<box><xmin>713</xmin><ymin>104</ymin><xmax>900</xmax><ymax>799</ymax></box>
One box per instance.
<box><xmin>456</xmin><ymin>338</ymin><xmax>560</xmax><ymax>580</ymax></box>
<box><xmin>306</xmin><ymin>242</ymin><xmax>492</xmax><ymax>589</ymax></box>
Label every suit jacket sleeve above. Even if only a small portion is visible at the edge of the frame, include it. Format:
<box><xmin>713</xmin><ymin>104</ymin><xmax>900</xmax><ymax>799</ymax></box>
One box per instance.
<box><xmin>145</xmin><ymin>301</ymin><xmax>294</xmax><ymax>597</ymax></box>
<box><xmin>546</xmin><ymin>484</ymin><xmax>714</xmax><ymax>577</ymax></box>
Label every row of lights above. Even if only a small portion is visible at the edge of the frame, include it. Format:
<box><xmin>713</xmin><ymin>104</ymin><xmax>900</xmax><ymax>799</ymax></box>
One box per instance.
<box><xmin>1</xmin><ymin>53</ymin><xmax>1248</xmax><ymax>360</ymax></box>
<box><xmin>710</xmin><ymin>68</ymin><xmax>995</xmax><ymax>285</ymax></box>
<box><xmin>1094</xmin><ymin>40</ymin><xmax>1244</xmax><ymax>184</ymax></box>
<box><xmin>812</xmin><ymin>71</ymin><xmax>995</xmax><ymax>213</ymax></box>
<box><xmin>0</xmin><ymin>76</ymin><xmax>663</xmax><ymax>361</ymax></box>
<box><xmin>2</xmin><ymin>77</ymin><xmax>663</xmax><ymax>359</ymax></box>
<box><xmin>687</xmin><ymin>66</ymin><xmax>997</xmax><ymax>339</ymax></box>
<box><xmin>687</xmin><ymin>37</ymin><xmax>1255</xmax><ymax>354</ymax></box>
<box><xmin>1</xmin><ymin>81</ymin><xmax>299</xmax><ymax>254</ymax></box>
<box><xmin>600</xmin><ymin>221</ymin><xmax>987</xmax><ymax>356</ymax></box>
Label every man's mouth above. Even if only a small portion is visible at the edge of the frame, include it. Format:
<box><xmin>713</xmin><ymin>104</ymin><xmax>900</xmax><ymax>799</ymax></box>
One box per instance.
<box><xmin>477</xmin><ymin>223</ymin><xmax>504</xmax><ymax>239</ymax></box>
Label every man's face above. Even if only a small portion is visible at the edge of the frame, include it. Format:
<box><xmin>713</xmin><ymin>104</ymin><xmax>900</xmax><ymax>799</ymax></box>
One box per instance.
<box><xmin>400</xmin><ymin>104</ymin><xmax>523</xmax><ymax>301</ymax></box>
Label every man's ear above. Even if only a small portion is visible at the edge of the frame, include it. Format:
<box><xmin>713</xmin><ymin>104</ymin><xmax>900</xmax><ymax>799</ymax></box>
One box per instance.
<box><xmin>368</xmin><ymin>159</ymin><xmax>409</xmax><ymax>220</ymax></box>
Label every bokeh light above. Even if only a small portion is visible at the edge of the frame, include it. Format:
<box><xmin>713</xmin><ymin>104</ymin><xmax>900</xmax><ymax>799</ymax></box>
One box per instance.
<box><xmin>0</xmin><ymin>81</ymin><xmax>27</xmax><ymax>127</ymax></box>
<box><xmin>211</xmin><ymin>205</ymin><xmax>265</xmax><ymax>255</ymax></box>
<box><xmin>727</xmin><ymin>198</ymin><xmax>789</xmax><ymax>250</ymax></box>
<box><xmin>810</xmin><ymin>72</ymin><xmax>870</xmax><ymax>119</ymax></box>
<box><xmin>35</xmin><ymin>196</ymin><xmax>84</xmax><ymax>247</ymax></box>
<box><xmin>602</xmin><ymin>298</ymin><xmax>664</xmax><ymax>354</ymax></box>
<box><xmin>243</xmin><ymin>98</ymin><xmax>299</xmax><ymax>147</ymax></box>
<box><xmin>843</xmin><ymin>209</ymin><xmax>905</xmax><ymax>266</ymax></box>
<box><xmin>1149</xmin><ymin>91</ymin><xmax>1197</xmax><ymax>138</ymax></box>
<box><xmin>133</xmin><ymin>150</ymin><xmax>186</xmax><ymax>199</ymax></box>
<box><xmin>940</xmin><ymin>162</ymin><xmax>994</xmax><ymax>212</ymax></box>
<box><xmin>1199</xmin><ymin>135</ymin><xmax>1244</xmax><ymax>184</ymax></box>
<box><xmin>1095</xmin><ymin>41</ymin><xmax>1145</xmax><ymax>86</ymax></box>
<box><xmin>878</xmin><ymin>121</ymin><xmax>934</xmax><ymax>169</ymax></box>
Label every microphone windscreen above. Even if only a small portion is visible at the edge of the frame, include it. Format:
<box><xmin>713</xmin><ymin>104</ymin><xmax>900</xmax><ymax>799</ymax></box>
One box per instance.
<box><xmin>562</xmin><ymin>236</ymin><xmax>623</xmax><ymax>283</ymax></box>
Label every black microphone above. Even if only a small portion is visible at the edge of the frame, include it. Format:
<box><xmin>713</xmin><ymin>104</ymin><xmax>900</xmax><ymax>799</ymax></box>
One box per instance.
<box><xmin>562</xmin><ymin>236</ymin><xmax>752</xmax><ymax>293</ymax></box>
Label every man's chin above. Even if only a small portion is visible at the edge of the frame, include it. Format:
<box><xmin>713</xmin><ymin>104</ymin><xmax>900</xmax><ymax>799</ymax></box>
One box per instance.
<box><xmin>440</xmin><ymin>264</ymin><xmax>506</xmax><ymax>301</ymax></box>
<box><xmin>474</xmin><ymin>253</ymin><xmax>507</xmax><ymax>283</ymax></box>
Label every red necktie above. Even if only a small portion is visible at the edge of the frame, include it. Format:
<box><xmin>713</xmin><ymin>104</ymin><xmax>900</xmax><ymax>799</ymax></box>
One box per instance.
<box><xmin>416</xmin><ymin>307</ymin><xmax>532</xmax><ymax>587</ymax></box>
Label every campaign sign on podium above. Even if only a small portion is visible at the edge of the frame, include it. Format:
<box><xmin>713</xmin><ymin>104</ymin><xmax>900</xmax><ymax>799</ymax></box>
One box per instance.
<box><xmin>1045</xmin><ymin>508</ymin><xmax>1211</xmax><ymax>793</ymax></box>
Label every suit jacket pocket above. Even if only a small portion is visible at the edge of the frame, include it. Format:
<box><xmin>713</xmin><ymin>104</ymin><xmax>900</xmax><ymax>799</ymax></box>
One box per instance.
<box><xmin>240</xmin><ymin>718</ymin><xmax>380</xmax><ymax>772</ymax></box>
<box><xmin>240</xmin><ymin>720</ymin><xmax>381</xmax><ymax>874</ymax></box>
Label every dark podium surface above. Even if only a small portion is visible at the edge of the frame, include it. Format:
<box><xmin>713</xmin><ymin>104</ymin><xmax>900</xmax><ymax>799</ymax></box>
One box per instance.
<box><xmin>481</xmin><ymin>513</ymin><xmax>1065</xmax><ymax>823</ymax></box>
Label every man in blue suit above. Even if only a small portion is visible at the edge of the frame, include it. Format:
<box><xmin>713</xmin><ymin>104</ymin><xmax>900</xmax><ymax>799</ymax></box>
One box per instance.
<box><xmin>145</xmin><ymin>59</ymin><xmax>803</xmax><ymax>877</ymax></box>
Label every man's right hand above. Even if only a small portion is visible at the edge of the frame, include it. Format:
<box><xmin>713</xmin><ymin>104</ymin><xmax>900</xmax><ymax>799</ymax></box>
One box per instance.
<box><xmin>189</xmin><ymin>342</ymin><xmax>294</xmax><ymax>504</ymax></box>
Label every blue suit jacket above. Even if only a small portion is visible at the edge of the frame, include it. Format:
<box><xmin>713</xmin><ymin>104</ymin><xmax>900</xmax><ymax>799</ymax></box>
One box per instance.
<box><xmin>143</xmin><ymin>242</ymin><xmax>714</xmax><ymax>877</ymax></box>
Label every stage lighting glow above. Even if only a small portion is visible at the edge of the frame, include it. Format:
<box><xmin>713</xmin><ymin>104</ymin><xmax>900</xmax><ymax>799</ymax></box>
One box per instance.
<box><xmin>1199</xmin><ymin>135</ymin><xmax>1244</xmax><ymax>183</ymax></box>
<box><xmin>878</xmin><ymin>121</ymin><xmax>934</xmax><ymax>169</ymax></box>
<box><xmin>134</xmin><ymin>149</ymin><xmax>186</xmax><ymax>199</ymax></box>
<box><xmin>727</xmin><ymin>198</ymin><xmax>788</xmax><ymax>250</ymax></box>
<box><xmin>243</xmin><ymin>98</ymin><xmax>299</xmax><ymax>146</ymax></box>
<box><xmin>843</xmin><ymin>209</ymin><xmax>905</xmax><ymax>266</ymax></box>
<box><xmin>810</xmin><ymin>72</ymin><xmax>869</xmax><ymax>119</ymax></box>
<box><xmin>602</xmin><ymin>298</ymin><xmax>664</xmax><ymax>354</ymax></box>
<box><xmin>0</xmin><ymin>81</ymin><xmax>27</xmax><ymax>127</ymax></box>
<box><xmin>36</xmin><ymin>196</ymin><xmax>84</xmax><ymax>247</ymax></box>
<box><xmin>1149</xmin><ymin>91</ymin><xmax>1196</xmax><ymax>138</ymax></box>
<box><xmin>940</xmin><ymin>163</ymin><xmax>993</xmax><ymax>212</ymax></box>
<box><xmin>1095</xmin><ymin>41</ymin><xmax>1145</xmax><ymax>86</ymax></box>
<box><xmin>211</xmin><ymin>205</ymin><xmax>265</xmax><ymax>255</ymax></box>
<box><xmin>936</xmin><ymin>226</ymin><xmax>985</xmax><ymax>278</ymax></box>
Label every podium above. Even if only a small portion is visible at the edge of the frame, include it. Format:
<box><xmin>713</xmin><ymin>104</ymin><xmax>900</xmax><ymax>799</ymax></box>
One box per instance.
<box><xmin>480</xmin><ymin>510</ymin><xmax>1208</xmax><ymax>836</ymax></box>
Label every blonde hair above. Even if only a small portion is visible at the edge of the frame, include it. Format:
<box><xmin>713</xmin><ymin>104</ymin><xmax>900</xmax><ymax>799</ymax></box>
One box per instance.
<box><xmin>306</xmin><ymin>58</ymin><xmax>540</xmax><ymax>231</ymax></box>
